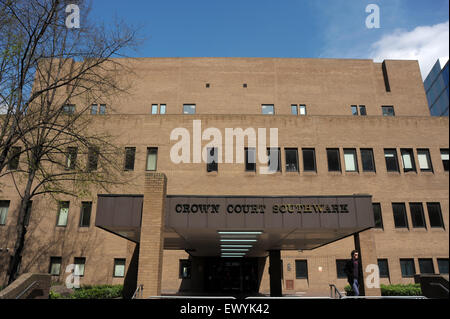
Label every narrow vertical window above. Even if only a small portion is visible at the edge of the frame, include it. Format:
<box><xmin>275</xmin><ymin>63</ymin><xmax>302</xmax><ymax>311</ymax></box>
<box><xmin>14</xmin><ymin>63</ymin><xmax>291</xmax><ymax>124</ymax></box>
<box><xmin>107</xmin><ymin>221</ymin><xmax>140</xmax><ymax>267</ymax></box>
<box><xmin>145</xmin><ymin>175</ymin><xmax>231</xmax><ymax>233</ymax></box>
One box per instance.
<box><xmin>113</xmin><ymin>259</ymin><xmax>126</xmax><ymax>277</ymax></box>
<box><xmin>299</xmin><ymin>104</ymin><xmax>306</xmax><ymax>115</ymax></box>
<box><xmin>267</xmin><ymin>147</ymin><xmax>281</xmax><ymax>172</ymax></box>
<box><xmin>57</xmin><ymin>201</ymin><xmax>69</xmax><ymax>227</ymax></box>
<box><xmin>351</xmin><ymin>105</ymin><xmax>358</xmax><ymax>116</ymax></box>
<box><xmin>261</xmin><ymin>104</ymin><xmax>275</xmax><ymax>115</ymax></box>
<box><xmin>302</xmin><ymin>148</ymin><xmax>316</xmax><ymax>172</ymax></box>
<box><xmin>392</xmin><ymin>203</ymin><xmax>408</xmax><ymax>229</ymax></box>
<box><xmin>361</xmin><ymin>149</ymin><xmax>375</xmax><ymax>172</ymax></box>
<box><xmin>441</xmin><ymin>149</ymin><xmax>449</xmax><ymax>171</ymax></box>
<box><xmin>285</xmin><ymin>148</ymin><xmax>299</xmax><ymax>172</ymax></box>
<box><xmin>79</xmin><ymin>202</ymin><xmax>92</xmax><ymax>227</ymax></box>
<box><xmin>410</xmin><ymin>203</ymin><xmax>426</xmax><ymax>228</ymax></box>
<box><xmin>99</xmin><ymin>104</ymin><xmax>106</xmax><ymax>115</ymax></box>
<box><xmin>49</xmin><ymin>257</ymin><xmax>62</xmax><ymax>276</ymax></box>
<box><xmin>245</xmin><ymin>147</ymin><xmax>256</xmax><ymax>172</ymax></box>
<box><xmin>91</xmin><ymin>104</ymin><xmax>97</xmax><ymax>115</ymax></box>
<box><xmin>401</xmin><ymin>149</ymin><xmax>416</xmax><ymax>172</ymax></box>
<box><xmin>206</xmin><ymin>147</ymin><xmax>218</xmax><ymax>172</ymax></box>
<box><xmin>124</xmin><ymin>147</ymin><xmax>136</xmax><ymax>171</ymax></box>
<box><xmin>384</xmin><ymin>149</ymin><xmax>399</xmax><ymax>172</ymax></box>
<box><xmin>66</xmin><ymin>147</ymin><xmax>78</xmax><ymax>170</ymax></box>
<box><xmin>359</xmin><ymin>105</ymin><xmax>367</xmax><ymax>116</ymax></box>
<box><xmin>373</xmin><ymin>203</ymin><xmax>383</xmax><ymax>229</ymax></box>
<box><xmin>8</xmin><ymin>146</ymin><xmax>21</xmax><ymax>170</ymax></box>
<box><xmin>344</xmin><ymin>149</ymin><xmax>358</xmax><ymax>172</ymax></box>
<box><xmin>417</xmin><ymin>149</ymin><xmax>433</xmax><ymax>172</ymax></box>
<box><xmin>400</xmin><ymin>259</ymin><xmax>415</xmax><ymax>277</ymax></box>
<box><xmin>327</xmin><ymin>148</ymin><xmax>341</xmax><ymax>172</ymax></box>
<box><xmin>291</xmin><ymin>105</ymin><xmax>298</xmax><ymax>115</ymax></box>
<box><xmin>427</xmin><ymin>203</ymin><xmax>444</xmax><ymax>228</ymax></box>
<box><xmin>87</xmin><ymin>147</ymin><xmax>99</xmax><ymax>171</ymax></box>
<box><xmin>151</xmin><ymin>104</ymin><xmax>158</xmax><ymax>114</ymax></box>
<box><xmin>378</xmin><ymin>259</ymin><xmax>390</xmax><ymax>279</ymax></box>
<box><xmin>146</xmin><ymin>147</ymin><xmax>158</xmax><ymax>171</ymax></box>
<box><xmin>0</xmin><ymin>200</ymin><xmax>10</xmax><ymax>225</ymax></box>
<box><xmin>160</xmin><ymin>104</ymin><xmax>166</xmax><ymax>114</ymax></box>
<box><xmin>74</xmin><ymin>257</ymin><xmax>86</xmax><ymax>277</ymax></box>
<box><xmin>179</xmin><ymin>260</ymin><xmax>191</xmax><ymax>279</ymax></box>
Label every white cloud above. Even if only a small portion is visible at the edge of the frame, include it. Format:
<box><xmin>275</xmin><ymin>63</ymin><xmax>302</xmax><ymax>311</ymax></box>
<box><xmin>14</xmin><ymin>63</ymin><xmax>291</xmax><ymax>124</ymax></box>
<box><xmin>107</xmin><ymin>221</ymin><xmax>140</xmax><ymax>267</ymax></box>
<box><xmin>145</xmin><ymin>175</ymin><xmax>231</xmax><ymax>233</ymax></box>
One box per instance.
<box><xmin>370</xmin><ymin>21</ymin><xmax>449</xmax><ymax>79</ymax></box>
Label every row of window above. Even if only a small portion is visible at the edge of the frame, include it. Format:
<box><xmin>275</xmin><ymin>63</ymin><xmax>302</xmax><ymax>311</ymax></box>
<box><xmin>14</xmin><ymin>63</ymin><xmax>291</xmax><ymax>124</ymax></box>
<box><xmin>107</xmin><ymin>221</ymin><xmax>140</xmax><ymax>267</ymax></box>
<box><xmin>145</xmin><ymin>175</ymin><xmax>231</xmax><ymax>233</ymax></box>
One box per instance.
<box><xmin>296</xmin><ymin>258</ymin><xmax>449</xmax><ymax>280</ymax></box>
<box><xmin>372</xmin><ymin>202</ymin><xmax>445</xmax><ymax>230</ymax></box>
<box><xmin>63</xmin><ymin>104</ymin><xmax>106</xmax><ymax>115</ymax></box>
<box><xmin>49</xmin><ymin>257</ymin><xmax>125</xmax><ymax>278</ymax></box>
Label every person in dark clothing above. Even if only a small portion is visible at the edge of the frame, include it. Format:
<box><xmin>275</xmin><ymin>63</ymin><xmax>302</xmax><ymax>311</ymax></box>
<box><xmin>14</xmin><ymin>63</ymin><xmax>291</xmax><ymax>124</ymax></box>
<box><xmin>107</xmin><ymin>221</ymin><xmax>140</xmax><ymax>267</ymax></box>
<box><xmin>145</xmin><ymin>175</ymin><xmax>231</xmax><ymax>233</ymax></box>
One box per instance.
<box><xmin>344</xmin><ymin>250</ymin><xmax>360</xmax><ymax>296</ymax></box>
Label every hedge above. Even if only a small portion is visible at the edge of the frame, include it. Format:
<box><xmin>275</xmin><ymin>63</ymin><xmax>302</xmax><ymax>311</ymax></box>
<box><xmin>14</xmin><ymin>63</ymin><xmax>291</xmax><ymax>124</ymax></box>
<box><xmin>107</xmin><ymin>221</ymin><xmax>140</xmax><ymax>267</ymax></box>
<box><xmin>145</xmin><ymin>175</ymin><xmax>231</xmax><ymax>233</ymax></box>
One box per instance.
<box><xmin>344</xmin><ymin>284</ymin><xmax>422</xmax><ymax>296</ymax></box>
<box><xmin>50</xmin><ymin>285</ymin><xmax>123</xmax><ymax>299</ymax></box>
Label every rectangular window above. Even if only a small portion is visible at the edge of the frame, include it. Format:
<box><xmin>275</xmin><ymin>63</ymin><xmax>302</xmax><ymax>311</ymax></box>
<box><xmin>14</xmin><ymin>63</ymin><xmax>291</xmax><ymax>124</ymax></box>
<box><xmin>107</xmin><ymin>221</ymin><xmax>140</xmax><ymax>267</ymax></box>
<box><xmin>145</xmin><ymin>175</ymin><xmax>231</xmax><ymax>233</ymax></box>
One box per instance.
<box><xmin>441</xmin><ymin>149</ymin><xmax>449</xmax><ymax>171</ymax></box>
<box><xmin>426</xmin><ymin>203</ymin><xmax>444</xmax><ymax>228</ymax></box>
<box><xmin>299</xmin><ymin>105</ymin><xmax>306</xmax><ymax>115</ymax></box>
<box><xmin>99</xmin><ymin>104</ymin><xmax>106</xmax><ymax>115</ymax></box>
<box><xmin>8</xmin><ymin>146</ymin><xmax>21</xmax><ymax>170</ymax></box>
<box><xmin>392</xmin><ymin>203</ymin><xmax>408</xmax><ymax>229</ymax></box>
<box><xmin>66</xmin><ymin>147</ymin><xmax>77</xmax><ymax>170</ymax></box>
<box><xmin>336</xmin><ymin>260</ymin><xmax>348</xmax><ymax>279</ymax></box>
<box><xmin>0</xmin><ymin>200</ymin><xmax>10</xmax><ymax>225</ymax></box>
<box><xmin>91</xmin><ymin>104</ymin><xmax>97</xmax><ymax>115</ymax></box>
<box><xmin>113</xmin><ymin>258</ymin><xmax>126</xmax><ymax>277</ymax></box>
<box><xmin>359</xmin><ymin>105</ymin><xmax>367</xmax><ymax>116</ymax></box>
<box><xmin>74</xmin><ymin>257</ymin><xmax>86</xmax><ymax>277</ymax></box>
<box><xmin>56</xmin><ymin>201</ymin><xmax>69</xmax><ymax>227</ymax></box>
<box><xmin>63</xmin><ymin>104</ymin><xmax>75</xmax><ymax>114</ymax></box>
<box><xmin>360</xmin><ymin>149</ymin><xmax>375</xmax><ymax>172</ymax></box>
<box><xmin>206</xmin><ymin>147</ymin><xmax>218</xmax><ymax>172</ymax></box>
<box><xmin>291</xmin><ymin>105</ymin><xmax>298</xmax><ymax>115</ymax></box>
<box><xmin>146</xmin><ymin>147</ymin><xmax>158</xmax><ymax>171</ymax></box>
<box><xmin>179</xmin><ymin>260</ymin><xmax>191</xmax><ymax>279</ymax></box>
<box><xmin>302</xmin><ymin>148</ymin><xmax>316</xmax><ymax>172</ymax></box>
<box><xmin>419</xmin><ymin>259</ymin><xmax>435</xmax><ymax>274</ymax></box>
<box><xmin>285</xmin><ymin>148</ymin><xmax>299</xmax><ymax>172</ymax></box>
<box><xmin>384</xmin><ymin>149</ymin><xmax>399</xmax><ymax>172</ymax></box>
<box><xmin>262</xmin><ymin>104</ymin><xmax>274</xmax><ymax>115</ymax></box>
<box><xmin>344</xmin><ymin>149</ymin><xmax>358</xmax><ymax>172</ymax></box>
<box><xmin>87</xmin><ymin>147</ymin><xmax>99</xmax><ymax>171</ymax></box>
<box><xmin>245</xmin><ymin>147</ymin><xmax>256</xmax><ymax>172</ymax></box>
<box><xmin>183</xmin><ymin>104</ymin><xmax>196</xmax><ymax>114</ymax></box>
<box><xmin>160</xmin><ymin>104</ymin><xmax>166</xmax><ymax>114</ymax></box>
<box><xmin>351</xmin><ymin>105</ymin><xmax>358</xmax><ymax>116</ymax></box>
<box><xmin>382</xmin><ymin>106</ymin><xmax>395</xmax><ymax>116</ymax></box>
<box><xmin>410</xmin><ymin>203</ymin><xmax>426</xmax><ymax>228</ymax></box>
<box><xmin>437</xmin><ymin>259</ymin><xmax>449</xmax><ymax>274</ymax></box>
<box><xmin>401</xmin><ymin>149</ymin><xmax>416</xmax><ymax>172</ymax></box>
<box><xmin>79</xmin><ymin>202</ymin><xmax>92</xmax><ymax>228</ymax></box>
<box><xmin>373</xmin><ymin>203</ymin><xmax>383</xmax><ymax>229</ymax></box>
<box><xmin>417</xmin><ymin>149</ymin><xmax>433</xmax><ymax>172</ymax></box>
<box><xmin>295</xmin><ymin>260</ymin><xmax>308</xmax><ymax>279</ymax></box>
<box><xmin>378</xmin><ymin>259</ymin><xmax>390</xmax><ymax>278</ymax></box>
<box><xmin>151</xmin><ymin>104</ymin><xmax>158</xmax><ymax>114</ymax></box>
<box><xmin>400</xmin><ymin>259</ymin><xmax>415</xmax><ymax>278</ymax></box>
<box><xmin>124</xmin><ymin>147</ymin><xmax>136</xmax><ymax>171</ymax></box>
<box><xmin>267</xmin><ymin>148</ymin><xmax>281</xmax><ymax>172</ymax></box>
<box><xmin>327</xmin><ymin>148</ymin><xmax>341</xmax><ymax>172</ymax></box>
<box><xmin>49</xmin><ymin>257</ymin><xmax>62</xmax><ymax>276</ymax></box>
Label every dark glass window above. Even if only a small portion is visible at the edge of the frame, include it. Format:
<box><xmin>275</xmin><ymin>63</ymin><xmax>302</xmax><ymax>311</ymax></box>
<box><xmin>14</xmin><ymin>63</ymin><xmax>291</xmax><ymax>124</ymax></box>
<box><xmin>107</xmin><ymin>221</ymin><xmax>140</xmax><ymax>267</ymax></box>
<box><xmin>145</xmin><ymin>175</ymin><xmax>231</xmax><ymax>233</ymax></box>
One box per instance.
<box><xmin>113</xmin><ymin>258</ymin><xmax>126</xmax><ymax>277</ymax></box>
<box><xmin>426</xmin><ymin>203</ymin><xmax>444</xmax><ymax>228</ymax></box>
<box><xmin>8</xmin><ymin>147</ymin><xmax>21</xmax><ymax>170</ymax></box>
<box><xmin>66</xmin><ymin>147</ymin><xmax>78</xmax><ymax>170</ymax></box>
<box><xmin>378</xmin><ymin>259</ymin><xmax>390</xmax><ymax>278</ymax></box>
<box><xmin>295</xmin><ymin>260</ymin><xmax>308</xmax><ymax>279</ymax></box>
<box><xmin>400</xmin><ymin>259</ymin><xmax>415</xmax><ymax>277</ymax></box>
<box><xmin>410</xmin><ymin>203</ymin><xmax>426</xmax><ymax>228</ymax></box>
<box><xmin>384</xmin><ymin>149</ymin><xmax>399</xmax><ymax>172</ymax></box>
<box><xmin>99</xmin><ymin>104</ymin><xmax>106</xmax><ymax>115</ymax></box>
<box><xmin>441</xmin><ymin>149</ymin><xmax>449</xmax><ymax>171</ymax></box>
<box><xmin>179</xmin><ymin>260</ymin><xmax>191</xmax><ymax>279</ymax></box>
<box><xmin>124</xmin><ymin>147</ymin><xmax>136</xmax><ymax>171</ymax></box>
<box><xmin>401</xmin><ymin>149</ymin><xmax>416</xmax><ymax>172</ymax></box>
<box><xmin>49</xmin><ymin>257</ymin><xmax>62</xmax><ymax>276</ymax></box>
<box><xmin>285</xmin><ymin>148</ymin><xmax>299</xmax><ymax>172</ymax></box>
<box><xmin>351</xmin><ymin>105</ymin><xmax>358</xmax><ymax>116</ymax></box>
<box><xmin>417</xmin><ymin>149</ymin><xmax>433</xmax><ymax>172</ymax></box>
<box><xmin>302</xmin><ymin>149</ymin><xmax>316</xmax><ymax>172</ymax></box>
<box><xmin>146</xmin><ymin>148</ymin><xmax>158</xmax><ymax>171</ymax></box>
<box><xmin>0</xmin><ymin>200</ymin><xmax>10</xmax><ymax>225</ymax></box>
<box><xmin>373</xmin><ymin>203</ymin><xmax>383</xmax><ymax>229</ymax></box>
<box><xmin>437</xmin><ymin>259</ymin><xmax>449</xmax><ymax>274</ymax></box>
<box><xmin>361</xmin><ymin>149</ymin><xmax>376</xmax><ymax>172</ymax></box>
<box><xmin>91</xmin><ymin>104</ymin><xmax>98</xmax><ymax>115</ymax></box>
<box><xmin>327</xmin><ymin>149</ymin><xmax>341</xmax><ymax>172</ymax></box>
<box><xmin>63</xmin><ymin>104</ymin><xmax>75</xmax><ymax>114</ymax></box>
<box><xmin>336</xmin><ymin>260</ymin><xmax>348</xmax><ymax>279</ymax></box>
<box><xmin>359</xmin><ymin>105</ymin><xmax>367</xmax><ymax>116</ymax></box>
<box><xmin>245</xmin><ymin>147</ymin><xmax>256</xmax><ymax>172</ymax></box>
<box><xmin>267</xmin><ymin>148</ymin><xmax>281</xmax><ymax>172</ymax></box>
<box><xmin>183</xmin><ymin>104</ymin><xmax>196</xmax><ymax>114</ymax></box>
<box><xmin>382</xmin><ymin>106</ymin><xmax>395</xmax><ymax>116</ymax></box>
<box><xmin>392</xmin><ymin>203</ymin><xmax>408</xmax><ymax>228</ymax></box>
<box><xmin>419</xmin><ymin>259</ymin><xmax>435</xmax><ymax>274</ymax></box>
<box><xmin>207</xmin><ymin>147</ymin><xmax>218</xmax><ymax>172</ymax></box>
<box><xmin>79</xmin><ymin>202</ymin><xmax>92</xmax><ymax>227</ymax></box>
<box><xmin>87</xmin><ymin>147</ymin><xmax>99</xmax><ymax>171</ymax></box>
<box><xmin>262</xmin><ymin>104</ymin><xmax>274</xmax><ymax>115</ymax></box>
<box><xmin>291</xmin><ymin>105</ymin><xmax>298</xmax><ymax>115</ymax></box>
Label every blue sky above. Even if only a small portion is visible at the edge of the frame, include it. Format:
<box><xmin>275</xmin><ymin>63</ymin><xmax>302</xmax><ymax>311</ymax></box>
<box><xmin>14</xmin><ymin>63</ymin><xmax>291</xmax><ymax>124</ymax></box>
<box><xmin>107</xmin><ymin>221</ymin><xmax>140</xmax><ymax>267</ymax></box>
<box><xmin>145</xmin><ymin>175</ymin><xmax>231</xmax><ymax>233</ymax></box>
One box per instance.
<box><xmin>89</xmin><ymin>0</ymin><xmax>449</xmax><ymax>76</ymax></box>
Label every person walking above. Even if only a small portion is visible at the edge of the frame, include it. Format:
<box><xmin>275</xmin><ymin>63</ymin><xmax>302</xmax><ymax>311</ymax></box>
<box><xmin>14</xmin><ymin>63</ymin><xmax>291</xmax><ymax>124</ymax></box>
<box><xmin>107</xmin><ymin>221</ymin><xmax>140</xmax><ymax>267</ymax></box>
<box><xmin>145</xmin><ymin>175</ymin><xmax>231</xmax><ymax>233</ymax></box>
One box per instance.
<box><xmin>345</xmin><ymin>250</ymin><xmax>360</xmax><ymax>296</ymax></box>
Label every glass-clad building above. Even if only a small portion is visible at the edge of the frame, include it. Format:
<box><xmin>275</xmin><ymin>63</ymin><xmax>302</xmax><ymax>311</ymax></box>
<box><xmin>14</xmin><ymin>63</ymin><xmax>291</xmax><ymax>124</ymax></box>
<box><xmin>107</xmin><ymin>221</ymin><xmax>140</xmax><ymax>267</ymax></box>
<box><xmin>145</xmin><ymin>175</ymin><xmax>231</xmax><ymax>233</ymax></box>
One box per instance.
<box><xmin>424</xmin><ymin>58</ymin><xmax>449</xmax><ymax>116</ymax></box>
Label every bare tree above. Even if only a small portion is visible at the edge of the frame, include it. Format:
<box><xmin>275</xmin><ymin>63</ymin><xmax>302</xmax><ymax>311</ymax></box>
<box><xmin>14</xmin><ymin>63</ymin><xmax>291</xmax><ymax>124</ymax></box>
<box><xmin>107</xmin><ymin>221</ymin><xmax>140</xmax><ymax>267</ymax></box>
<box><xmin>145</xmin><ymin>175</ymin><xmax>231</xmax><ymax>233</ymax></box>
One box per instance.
<box><xmin>0</xmin><ymin>0</ymin><xmax>138</xmax><ymax>284</ymax></box>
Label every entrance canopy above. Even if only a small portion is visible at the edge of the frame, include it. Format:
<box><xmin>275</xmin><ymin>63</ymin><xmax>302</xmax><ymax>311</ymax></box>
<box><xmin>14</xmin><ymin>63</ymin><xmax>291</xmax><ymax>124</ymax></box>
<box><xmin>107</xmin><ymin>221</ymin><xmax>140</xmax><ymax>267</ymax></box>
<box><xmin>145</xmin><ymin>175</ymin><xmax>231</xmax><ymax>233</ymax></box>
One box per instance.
<box><xmin>164</xmin><ymin>195</ymin><xmax>374</xmax><ymax>257</ymax></box>
<box><xmin>96</xmin><ymin>194</ymin><xmax>374</xmax><ymax>257</ymax></box>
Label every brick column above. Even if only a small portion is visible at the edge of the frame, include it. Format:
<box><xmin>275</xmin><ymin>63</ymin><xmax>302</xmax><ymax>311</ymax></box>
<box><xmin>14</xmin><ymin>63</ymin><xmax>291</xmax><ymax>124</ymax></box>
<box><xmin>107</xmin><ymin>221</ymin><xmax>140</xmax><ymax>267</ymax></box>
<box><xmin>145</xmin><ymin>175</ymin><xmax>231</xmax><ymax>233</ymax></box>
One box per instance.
<box><xmin>137</xmin><ymin>173</ymin><xmax>167</xmax><ymax>298</ymax></box>
<box><xmin>354</xmin><ymin>229</ymin><xmax>381</xmax><ymax>296</ymax></box>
